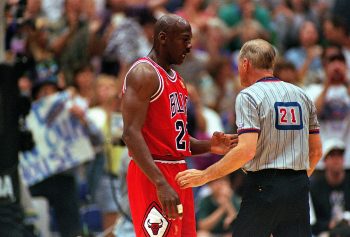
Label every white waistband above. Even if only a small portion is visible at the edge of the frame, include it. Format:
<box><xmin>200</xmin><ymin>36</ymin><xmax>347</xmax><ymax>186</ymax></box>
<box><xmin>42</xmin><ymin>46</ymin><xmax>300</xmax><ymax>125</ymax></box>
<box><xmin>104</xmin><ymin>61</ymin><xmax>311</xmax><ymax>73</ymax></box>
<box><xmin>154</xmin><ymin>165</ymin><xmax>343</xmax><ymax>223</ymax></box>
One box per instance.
<box><xmin>154</xmin><ymin>159</ymin><xmax>186</xmax><ymax>164</ymax></box>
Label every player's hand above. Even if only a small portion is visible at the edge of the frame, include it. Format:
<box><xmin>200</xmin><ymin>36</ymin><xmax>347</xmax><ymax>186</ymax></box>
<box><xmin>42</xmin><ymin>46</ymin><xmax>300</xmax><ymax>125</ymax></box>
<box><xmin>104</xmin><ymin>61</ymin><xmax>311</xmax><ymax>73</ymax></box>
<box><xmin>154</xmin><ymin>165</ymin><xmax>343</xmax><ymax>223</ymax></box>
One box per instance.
<box><xmin>156</xmin><ymin>182</ymin><xmax>183</xmax><ymax>220</ymax></box>
<box><xmin>210</xmin><ymin>132</ymin><xmax>238</xmax><ymax>155</ymax></box>
<box><xmin>176</xmin><ymin>169</ymin><xmax>207</xmax><ymax>188</ymax></box>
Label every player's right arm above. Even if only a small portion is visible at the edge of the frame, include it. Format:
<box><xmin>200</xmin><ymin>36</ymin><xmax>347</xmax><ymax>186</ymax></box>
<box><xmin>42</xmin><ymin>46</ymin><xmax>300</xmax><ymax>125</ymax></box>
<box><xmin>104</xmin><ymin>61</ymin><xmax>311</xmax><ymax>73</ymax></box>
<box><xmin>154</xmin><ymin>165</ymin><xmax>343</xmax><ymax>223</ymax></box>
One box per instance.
<box><xmin>122</xmin><ymin>63</ymin><xmax>182</xmax><ymax>219</ymax></box>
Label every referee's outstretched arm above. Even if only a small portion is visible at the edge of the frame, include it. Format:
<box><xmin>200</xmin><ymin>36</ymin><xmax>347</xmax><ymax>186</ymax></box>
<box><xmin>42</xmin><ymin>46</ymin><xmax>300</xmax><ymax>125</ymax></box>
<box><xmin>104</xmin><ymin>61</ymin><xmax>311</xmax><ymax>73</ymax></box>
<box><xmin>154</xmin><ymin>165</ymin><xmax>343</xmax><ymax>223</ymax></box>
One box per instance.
<box><xmin>176</xmin><ymin>133</ymin><xmax>258</xmax><ymax>188</ymax></box>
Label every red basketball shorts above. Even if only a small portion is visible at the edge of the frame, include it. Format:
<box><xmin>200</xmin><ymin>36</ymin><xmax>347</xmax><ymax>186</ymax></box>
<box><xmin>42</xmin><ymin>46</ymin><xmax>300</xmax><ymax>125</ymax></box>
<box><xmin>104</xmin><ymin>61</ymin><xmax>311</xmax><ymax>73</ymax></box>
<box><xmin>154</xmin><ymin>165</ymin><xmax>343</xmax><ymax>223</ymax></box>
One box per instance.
<box><xmin>127</xmin><ymin>159</ymin><xmax>196</xmax><ymax>237</ymax></box>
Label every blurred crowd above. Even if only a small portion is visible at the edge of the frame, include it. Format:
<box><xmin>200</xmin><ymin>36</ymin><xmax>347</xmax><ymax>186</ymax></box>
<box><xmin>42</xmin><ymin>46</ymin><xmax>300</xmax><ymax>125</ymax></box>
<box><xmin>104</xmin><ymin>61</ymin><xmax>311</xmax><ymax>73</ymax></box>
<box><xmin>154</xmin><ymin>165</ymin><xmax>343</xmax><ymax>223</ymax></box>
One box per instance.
<box><xmin>2</xmin><ymin>0</ymin><xmax>350</xmax><ymax>236</ymax></box>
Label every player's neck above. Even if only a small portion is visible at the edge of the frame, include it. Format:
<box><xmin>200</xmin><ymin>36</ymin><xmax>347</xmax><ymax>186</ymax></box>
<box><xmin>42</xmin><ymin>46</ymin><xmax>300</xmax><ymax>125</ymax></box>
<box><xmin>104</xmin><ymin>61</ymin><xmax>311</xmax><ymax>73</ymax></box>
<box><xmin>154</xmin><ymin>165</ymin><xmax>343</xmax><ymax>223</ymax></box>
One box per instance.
<box><xmin>148</xmin><ymin>51</ymin><xmax>171</xmax><ymax>72</ymax></box>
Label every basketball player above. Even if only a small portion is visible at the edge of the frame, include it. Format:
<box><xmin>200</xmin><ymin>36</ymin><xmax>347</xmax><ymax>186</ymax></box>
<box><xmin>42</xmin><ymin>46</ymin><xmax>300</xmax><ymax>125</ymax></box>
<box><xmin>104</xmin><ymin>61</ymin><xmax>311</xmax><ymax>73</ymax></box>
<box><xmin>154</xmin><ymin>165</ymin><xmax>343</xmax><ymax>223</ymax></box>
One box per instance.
<box><xmin>121</xmin><ymin>14</ymin><xmax>236</xmax><ymax>237</ymax></box>
<box><xmin>176</xmin><ymin>39</ymin><xmax>323</xmax><ymax>237</ymax></box>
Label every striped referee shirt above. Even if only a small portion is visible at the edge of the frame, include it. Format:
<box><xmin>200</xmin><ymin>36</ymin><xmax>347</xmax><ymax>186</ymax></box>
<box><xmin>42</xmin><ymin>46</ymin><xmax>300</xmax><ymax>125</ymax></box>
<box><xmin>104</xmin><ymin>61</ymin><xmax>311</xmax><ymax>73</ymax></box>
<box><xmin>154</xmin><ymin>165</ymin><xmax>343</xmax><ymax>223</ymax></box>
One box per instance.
<box><xmin>236</xmin><ymin>77</ymin><xmax>320</xmax><ymax>171</ymax></box>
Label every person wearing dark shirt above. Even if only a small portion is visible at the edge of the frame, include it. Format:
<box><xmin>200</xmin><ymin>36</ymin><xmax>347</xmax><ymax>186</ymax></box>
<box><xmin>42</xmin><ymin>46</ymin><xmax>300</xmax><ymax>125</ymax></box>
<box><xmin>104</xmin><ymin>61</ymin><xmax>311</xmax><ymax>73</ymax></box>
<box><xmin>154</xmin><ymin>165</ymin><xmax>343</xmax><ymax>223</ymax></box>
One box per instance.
<box><xmin>196</xmin><ymin>176</ymin><xmax>241</xmax><ymax>237</ymax></box>
<box><xmin>310</xmin><ymin>138</ymin><xmax>350</xmax><ymax>236</ymax></box>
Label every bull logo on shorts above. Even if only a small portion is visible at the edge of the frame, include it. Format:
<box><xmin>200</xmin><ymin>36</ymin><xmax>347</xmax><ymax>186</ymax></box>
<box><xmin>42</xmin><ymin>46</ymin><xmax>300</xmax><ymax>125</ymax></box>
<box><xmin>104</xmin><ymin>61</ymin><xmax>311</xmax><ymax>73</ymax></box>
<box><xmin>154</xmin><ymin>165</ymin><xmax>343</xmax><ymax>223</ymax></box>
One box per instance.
<box><xmin>143</xmin><ymin>202</ymin><xmax>170</xmax><ymax>237</ymax></box>
<box><xmin>147</xmin><ymin>219</ymin><xmax>163</xmax><ymax>235</ymax></box>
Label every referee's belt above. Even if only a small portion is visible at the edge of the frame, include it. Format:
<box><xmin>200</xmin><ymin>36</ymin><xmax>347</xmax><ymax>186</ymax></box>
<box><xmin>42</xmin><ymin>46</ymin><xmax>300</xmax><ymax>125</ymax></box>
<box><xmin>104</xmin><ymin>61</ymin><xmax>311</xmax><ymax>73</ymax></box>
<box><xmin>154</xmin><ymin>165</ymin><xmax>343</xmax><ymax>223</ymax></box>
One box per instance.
<box><xmin>244</xmin><ymin>169</ymin><xmax>306</xmax><ymax>177</ymax></box>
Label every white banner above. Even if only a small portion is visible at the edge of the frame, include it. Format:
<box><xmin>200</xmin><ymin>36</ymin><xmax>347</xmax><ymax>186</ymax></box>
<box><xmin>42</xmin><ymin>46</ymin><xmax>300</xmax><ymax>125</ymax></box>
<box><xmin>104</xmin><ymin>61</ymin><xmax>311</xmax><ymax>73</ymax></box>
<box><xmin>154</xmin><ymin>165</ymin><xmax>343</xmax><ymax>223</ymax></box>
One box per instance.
<box><xmin>20</xmin><ymin>91</ymin><xmax>94</xmax><ymax>186</ymax></box>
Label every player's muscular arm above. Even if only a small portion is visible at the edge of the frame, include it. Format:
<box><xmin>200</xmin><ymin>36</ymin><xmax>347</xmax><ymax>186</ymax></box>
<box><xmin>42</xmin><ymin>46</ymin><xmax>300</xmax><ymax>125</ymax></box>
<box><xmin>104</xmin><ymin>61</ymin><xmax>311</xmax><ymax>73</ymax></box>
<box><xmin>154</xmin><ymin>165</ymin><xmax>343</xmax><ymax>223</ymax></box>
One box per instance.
<box><xmin>122</xmin><ymin>64</ymin><xmax>182</xmax><ymax>219</ymax></box>
<box><xmin>307</xmin><ymin>134</ymin><xmax>322</xmax><ymax>177</ymax></box>
<box><xmin>122</xmin><ymin>64</ymin><xmax>162</xmax><ymax>184</ymax></box>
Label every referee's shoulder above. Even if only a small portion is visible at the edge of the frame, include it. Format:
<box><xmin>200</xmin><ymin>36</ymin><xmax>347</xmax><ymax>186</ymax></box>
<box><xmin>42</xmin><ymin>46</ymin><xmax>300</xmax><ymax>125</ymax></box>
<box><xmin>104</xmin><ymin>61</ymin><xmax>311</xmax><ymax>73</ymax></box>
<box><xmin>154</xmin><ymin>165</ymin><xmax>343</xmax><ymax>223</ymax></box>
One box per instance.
<box><xmin>237</xmin><ymin>86</ymin><xmax>256</xmax><ymax>99</ymax></box>
<box><xmin>283</xmin><ymin>81</ymin><xmax>311</xmax><ymax>98</ymax></box>
<box><xmin>239</xmin><ymin>83</ymin><xmax>259</xmax><ymax>94</ymax></box>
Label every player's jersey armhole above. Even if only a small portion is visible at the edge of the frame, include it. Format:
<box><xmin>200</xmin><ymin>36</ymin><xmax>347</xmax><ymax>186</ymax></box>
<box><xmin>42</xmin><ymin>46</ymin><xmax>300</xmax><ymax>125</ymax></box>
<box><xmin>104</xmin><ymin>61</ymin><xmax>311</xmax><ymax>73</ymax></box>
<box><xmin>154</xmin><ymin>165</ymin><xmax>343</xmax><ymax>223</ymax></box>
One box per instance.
<box><xmin>122</xmin><ymin>60</ymin><xmax>164</xmax><ymax>102</ymax></box>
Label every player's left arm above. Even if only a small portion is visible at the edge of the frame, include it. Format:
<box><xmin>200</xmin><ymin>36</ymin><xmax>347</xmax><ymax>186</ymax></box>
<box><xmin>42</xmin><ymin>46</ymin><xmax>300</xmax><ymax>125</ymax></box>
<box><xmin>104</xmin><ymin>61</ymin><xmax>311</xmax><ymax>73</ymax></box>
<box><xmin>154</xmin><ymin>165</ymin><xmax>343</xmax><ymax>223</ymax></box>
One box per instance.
<box><xmin>189</xmin><ymin>132</ymin><xmax>238</xmax><ymax>155</ymax></box>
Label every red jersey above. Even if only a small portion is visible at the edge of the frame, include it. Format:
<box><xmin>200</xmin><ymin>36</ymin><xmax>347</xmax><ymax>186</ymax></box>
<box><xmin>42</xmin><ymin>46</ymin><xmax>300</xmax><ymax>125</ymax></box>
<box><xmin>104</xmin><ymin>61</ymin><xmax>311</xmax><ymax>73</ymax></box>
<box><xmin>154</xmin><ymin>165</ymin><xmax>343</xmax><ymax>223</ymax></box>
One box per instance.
<box><xmin>123</xmin><ymin>57</ymin><xmax>191</xmax><ymax>159</ymax></box>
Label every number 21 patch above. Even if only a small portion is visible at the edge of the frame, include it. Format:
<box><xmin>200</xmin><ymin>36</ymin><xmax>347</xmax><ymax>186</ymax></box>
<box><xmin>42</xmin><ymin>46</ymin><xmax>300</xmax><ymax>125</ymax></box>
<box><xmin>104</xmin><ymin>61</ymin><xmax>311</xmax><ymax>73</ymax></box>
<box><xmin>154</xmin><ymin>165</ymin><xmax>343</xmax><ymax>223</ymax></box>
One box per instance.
<box><xmin>274</xmin><ymin>102</ymin><xmax>303</xmax><ymax>130</ymax></box>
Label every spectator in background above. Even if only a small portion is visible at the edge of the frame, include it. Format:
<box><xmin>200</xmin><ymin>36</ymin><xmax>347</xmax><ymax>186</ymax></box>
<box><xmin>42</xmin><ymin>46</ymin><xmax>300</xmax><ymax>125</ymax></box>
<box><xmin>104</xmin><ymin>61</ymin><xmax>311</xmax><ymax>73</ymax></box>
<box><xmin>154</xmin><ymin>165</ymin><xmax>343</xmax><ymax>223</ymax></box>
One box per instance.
<box><xmin>87</xmin><ymin>74</ymin><xmax>125</xmax><ymax>236</ymax></box>
<box><xmin>219</xmin><ymin>0</ymin><xmax>272</xmax><ymax>51</ymax></box>
<box><xmin>40</xmin><ymin>0</ymin><xmax>65</xmax><ymax>24</ymax></box>
<box><xmin>230</xmin><ymin>18</ymin><xmax>267</xmax><ymax>75</ymax></box>
<box><xmin>26</xmin><ymin>17</ymin><xmax>62</xmax><ymax>87</ymax></box>
<box><xmin>23</xmin><ymin>0</ymin><xmax>42</xmax><ymax>21</ymax></box>
<box><xmin>11</xmin><ymin>15</ymin><xmax>61</xmax><ymax>96</ymax></box>
<box><xmin>113</xmin><ymin>150</ymin><xmax>135</xmax><ymax>237</ymax></box>
<box><xmin>101</xmin><ymin>0</ymin><xmax>152</xmax><ymax>79</ymax></box>
<box><xmin>186</xmin><ymin>83</ymin><xmax>207</xmax><ymax>138</ymax></box>
<box><xmin>71</xmin><ymin>64</ymin><xmax>96</xmax><ymax>106</ymax></box>
<box><xmin>285</xmin><ymin>20</ymin><xmax>323</xmax><ymax>85</ymax></box>
<box><xmin>175</xmin><ymin>0</ymin><xmax>216</xmax><ymax>32</ymax></box>
<box><xmin>204</xmin><ymin>57</ymin><xmax>239</xmax><ymax>133</ymax></box>
<box><xmin>186</xmin><ymin>83</ymin><xmax>225</xmax><ymax>176</ymax></box>
<box><xmin>306</xmin><ymin>48</ymin><xmax>350</xmax><ymax>169</ymax></box>
<box><xmin>52</xmin><ymin>0</ymin><xmax>102</xmax><ymax>86</ymax></box>
<box><xmin>273</xmin><ymin>0</ymin><xmax>319</xmax><ymax>51</ymax></box>
<box><xmin>196</xmin><ymin>176</ymin><xmax>240</xmax><ymax>237</ymax></box>
<box><xmin>310</xmin><ymin>138</ymin><xmax>350</xmax><ymax>236</ymax></box>
<box><xmin>29</xmin><ymin>79</ymin><xmax>83</xmax><ymax>237</ymax></box>
<box><xmin>332</xmin><ymin>0</ymin><xmax>350</xmax><ymax>33</ymax></box>
<box><xmin>176</xmin><ymin>17</ymin><xmax>230</xmax><ymax>88</ymax></box>
<box><xmin>322</xmin><ymin>15</ymin><xmax>350</xmax><ymax>70</ymax></box>
<box><xmin>204</xmin><ymin>18</ymin><xmax>231</xmax><ymax>63</ymax></box>
<box><xmin>273</xmin><ymin>57</ymin><xmax>302</xmax><ymax>86</ymax></box>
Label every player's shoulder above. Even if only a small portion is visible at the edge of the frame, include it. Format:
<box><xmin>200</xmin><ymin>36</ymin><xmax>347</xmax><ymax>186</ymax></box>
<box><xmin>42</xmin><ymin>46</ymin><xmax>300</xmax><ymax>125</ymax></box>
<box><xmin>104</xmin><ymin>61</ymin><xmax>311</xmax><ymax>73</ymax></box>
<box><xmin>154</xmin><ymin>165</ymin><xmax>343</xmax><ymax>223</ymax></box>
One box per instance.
<box><xmin>127</xmin><ymin>58</ymin><xmax>158</xmax><ymax>81</ymax></box>
<box><xmin>123</xmin><ymin>58</ymin><xmax>161</xmax><ymax>95</ymax></box>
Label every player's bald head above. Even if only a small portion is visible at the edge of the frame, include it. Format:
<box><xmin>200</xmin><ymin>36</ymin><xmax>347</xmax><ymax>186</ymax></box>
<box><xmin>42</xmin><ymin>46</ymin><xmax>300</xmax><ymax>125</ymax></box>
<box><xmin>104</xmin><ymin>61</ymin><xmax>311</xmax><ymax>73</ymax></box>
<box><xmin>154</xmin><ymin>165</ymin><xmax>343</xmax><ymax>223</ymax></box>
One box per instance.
<box><xmin>154</xmin><ymin>14</ymin><xmax>190</xmax><ymax>38</ymax></box>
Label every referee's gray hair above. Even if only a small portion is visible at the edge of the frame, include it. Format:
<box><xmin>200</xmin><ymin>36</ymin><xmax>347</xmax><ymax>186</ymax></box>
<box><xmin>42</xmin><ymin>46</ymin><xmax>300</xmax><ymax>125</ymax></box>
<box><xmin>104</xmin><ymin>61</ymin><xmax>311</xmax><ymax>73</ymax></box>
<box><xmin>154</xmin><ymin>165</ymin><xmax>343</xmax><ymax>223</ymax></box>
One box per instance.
<box><xmin>239</xmin><ymin>39</ymin><xmax>277</xmax><ymax>70</ymax></box>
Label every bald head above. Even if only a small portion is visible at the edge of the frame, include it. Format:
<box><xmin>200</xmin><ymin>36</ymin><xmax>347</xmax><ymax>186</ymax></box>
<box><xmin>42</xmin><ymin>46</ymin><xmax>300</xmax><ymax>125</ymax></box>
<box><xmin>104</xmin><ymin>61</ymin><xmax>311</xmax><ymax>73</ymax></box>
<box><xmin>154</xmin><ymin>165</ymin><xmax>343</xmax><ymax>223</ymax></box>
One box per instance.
<box><xmin>154</xmin><ymin>14</ymin><xmax>190</xmax><ymax>38</ymax></box>
<box><xmin>149</xmin><ymin>14</ymin><xmax>192</xmax><ymax>65</ymax></box>
<box><xmin>239</xmin><ymin>39</ymin><xmax>277</xmax><ymax>70</ymax></box>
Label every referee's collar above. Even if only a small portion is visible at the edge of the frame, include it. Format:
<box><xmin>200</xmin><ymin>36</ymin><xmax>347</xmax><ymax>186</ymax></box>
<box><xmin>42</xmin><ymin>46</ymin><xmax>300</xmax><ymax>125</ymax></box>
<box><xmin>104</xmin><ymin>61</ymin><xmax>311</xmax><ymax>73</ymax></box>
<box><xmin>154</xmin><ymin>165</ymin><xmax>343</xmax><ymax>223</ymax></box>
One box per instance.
<box><xmin>256</xmin><ymin>77</ymin><xmax>281</xmax><ymax>83</ymax></box>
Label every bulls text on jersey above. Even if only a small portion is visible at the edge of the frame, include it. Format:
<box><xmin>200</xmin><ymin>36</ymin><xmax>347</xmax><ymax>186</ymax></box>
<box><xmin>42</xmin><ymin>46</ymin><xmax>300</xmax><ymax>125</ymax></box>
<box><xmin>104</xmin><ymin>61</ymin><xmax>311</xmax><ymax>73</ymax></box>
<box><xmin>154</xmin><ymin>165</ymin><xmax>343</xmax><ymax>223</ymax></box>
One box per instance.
<box><xmin>169</xmin><ymin>92</ymin><xmax>188</xmax><ymax>118</ymax></box>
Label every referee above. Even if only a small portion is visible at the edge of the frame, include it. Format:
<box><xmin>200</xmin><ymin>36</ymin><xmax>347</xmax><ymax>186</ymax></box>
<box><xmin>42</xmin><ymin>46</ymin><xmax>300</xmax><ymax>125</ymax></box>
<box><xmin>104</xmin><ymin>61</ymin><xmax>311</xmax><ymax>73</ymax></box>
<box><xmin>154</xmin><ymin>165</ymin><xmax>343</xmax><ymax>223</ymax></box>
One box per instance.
<box><xmin>176</xmin><ymin>39</ymin><xmax>323</xmax><ymax>237</ymax></box>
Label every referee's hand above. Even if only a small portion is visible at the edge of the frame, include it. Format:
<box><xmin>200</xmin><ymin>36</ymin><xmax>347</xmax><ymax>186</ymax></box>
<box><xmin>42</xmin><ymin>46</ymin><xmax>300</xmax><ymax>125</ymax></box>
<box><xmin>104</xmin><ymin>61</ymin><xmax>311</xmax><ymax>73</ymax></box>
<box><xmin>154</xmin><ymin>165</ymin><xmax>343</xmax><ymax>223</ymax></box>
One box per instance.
<box><xmin>176</xmin><ymin>169</ymin><xmax>207</xmax><ymax>188</ymax></box>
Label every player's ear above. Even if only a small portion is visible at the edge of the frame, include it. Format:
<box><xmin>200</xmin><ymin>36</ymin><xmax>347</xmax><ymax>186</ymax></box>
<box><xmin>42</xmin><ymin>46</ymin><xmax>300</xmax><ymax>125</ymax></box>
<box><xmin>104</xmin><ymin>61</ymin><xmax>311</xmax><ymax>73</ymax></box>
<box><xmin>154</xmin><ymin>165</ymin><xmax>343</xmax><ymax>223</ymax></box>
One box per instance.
<box><xmin>158</xmin><ymin>31</ymin><xmax>167</xmax><ymax>45</ymax></box>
